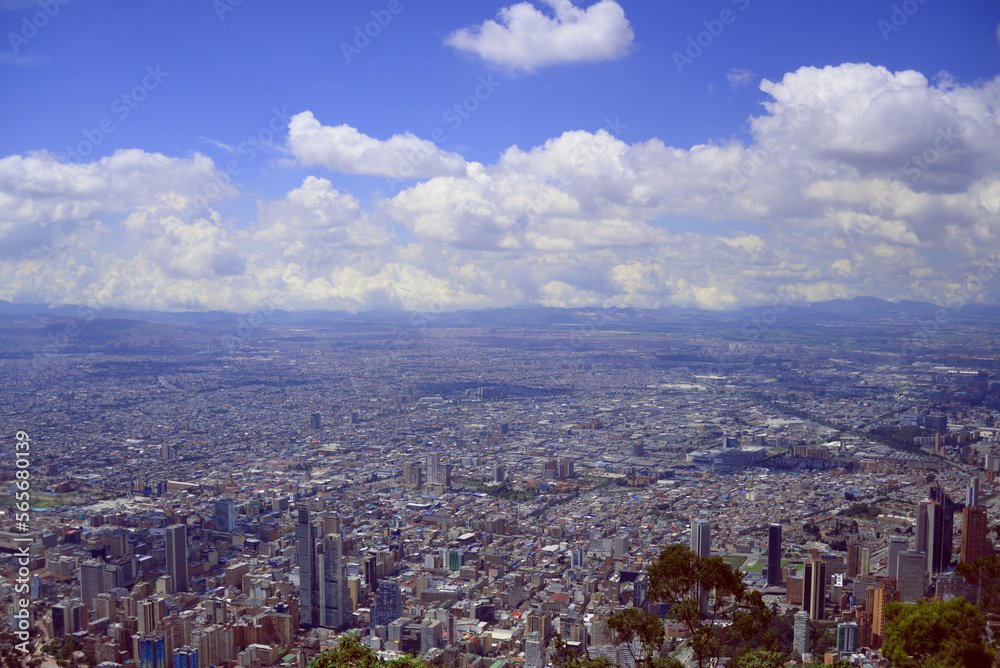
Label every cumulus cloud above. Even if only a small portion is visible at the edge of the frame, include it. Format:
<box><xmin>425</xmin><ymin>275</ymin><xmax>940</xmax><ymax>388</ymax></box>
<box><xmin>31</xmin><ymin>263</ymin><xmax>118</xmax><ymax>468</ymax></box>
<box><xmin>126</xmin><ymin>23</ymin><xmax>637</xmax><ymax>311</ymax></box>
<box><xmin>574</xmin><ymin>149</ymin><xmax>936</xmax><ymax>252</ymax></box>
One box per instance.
<box><xmin>286</xmin><ymin>111</ymin><xmax>467</xmax><ymax>179</ymax></box>
<box><xmin>445</xmin><ymin>0</ymin><xmax>634</xmax><ymax>73</ymax></box>
<box><xmin>3</xmin><ymin>64</ymin><xmax>1000</xmax><ymax>312</ymax></box>
<box><xmin>0</xmin><ymin>149</ymin><xmax>232</xmax><ymax>258</ymax></box>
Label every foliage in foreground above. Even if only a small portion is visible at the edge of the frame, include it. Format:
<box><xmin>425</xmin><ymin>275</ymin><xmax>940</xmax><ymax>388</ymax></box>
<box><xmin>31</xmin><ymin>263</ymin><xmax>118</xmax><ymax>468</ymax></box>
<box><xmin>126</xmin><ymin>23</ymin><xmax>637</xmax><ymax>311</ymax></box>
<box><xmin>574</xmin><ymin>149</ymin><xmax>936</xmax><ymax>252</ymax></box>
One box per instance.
<box><xmin>881</xmin><ymin>597</ymin><xmax>996</xmax><ymax>668</ymax></box>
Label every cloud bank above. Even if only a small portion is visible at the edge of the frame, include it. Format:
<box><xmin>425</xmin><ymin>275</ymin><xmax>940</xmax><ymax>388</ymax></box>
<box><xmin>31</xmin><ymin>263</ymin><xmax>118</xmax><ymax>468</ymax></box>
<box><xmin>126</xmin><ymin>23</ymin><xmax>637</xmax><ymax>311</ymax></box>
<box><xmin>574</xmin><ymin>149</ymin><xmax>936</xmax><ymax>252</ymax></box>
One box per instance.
<box><xmin>2</xmin><ymin>64</ymin><xmax>999</xmax><ymax>312</ymax></box>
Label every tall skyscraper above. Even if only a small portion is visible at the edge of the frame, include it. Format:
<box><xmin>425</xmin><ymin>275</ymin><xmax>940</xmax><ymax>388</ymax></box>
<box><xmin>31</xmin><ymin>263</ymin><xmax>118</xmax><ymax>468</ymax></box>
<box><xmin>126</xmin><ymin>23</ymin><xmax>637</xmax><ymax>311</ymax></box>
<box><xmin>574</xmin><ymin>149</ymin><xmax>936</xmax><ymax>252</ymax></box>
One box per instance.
<box><xmin>792</xmin><ymin>611</ymin><xmax>810</xmax><ymax>656</ymax></box>
<box><xmin>318</xmin><ymin>535</ymin><xmax>351</xmax><ymax>629</ymax></box>
<box><xmin>138</xmin><ymin>633</ymin><xmax>167</xmax><ymax>668</ymax></box>
<box><xmin>925</xmin><ymin>501</ymin><xmax>951</xmax><ymax>576</ymax></box>
<box><xmin>846</xmin><ymin>543</ymin><xmax>862</xmax><ymax>578</ymax></box>
<box><xmin>809</xmin><ymin>559</ymin><xmax>826</xmax><ymax>621</ymax></box>
<box><xmin>691</xmin><ymin>521</ymin><xmax>711</xmax><ymax>616</ymax></box>
<box><xmin>802</xmin><ymin>561</ymin><xmax>813</xmax><ymax>614</ymax></box>
<box><xmin>887</xmin><ymin>537</ymin><xmax>908</xmax><ymax>579</ymax></box>
<box><xmin>916</xmin><ymin>500</ymin><xmax>930</xmax><ymax>559</ymax></box>
<box><xmin>426</xmin><ymin>453</ymin><xmax>439</xmax><ymax>485</ymax></box>
<box><xmin>961</xmin><ymin>506</ymin><xmax>990</xmax><ymax>564</ymax></box>
<box><xmin>165</xmin><ymin>524</ymin><xmax>188</xmax><ymax>593</ymax></box>
<box><xmin>896</xmin><ymin>551</ymin><xmax>927</xmax><ymax>603</ymax></box>
<box><xmin>297</xmin><ymin>508</ymin><xmax>318</xmax><ymax>627</ymax></box>
<box><xmin>80</xmin><ymin>560</ymin><xmax>107</xmax><ymax>609</ymax></box>
<box><xmin>767</xmin><ymin>524</ymin><xmax>782</xmax><ymax>586</ymax></box>
<box><xmin>836</xmin><ymin>622</ymin><xmax>858</xmax><ymax>654</ymax></box>
<box><xmin>363</xmin><ymin>554</ymin><xmax>378</xmax><ymax>592</ymax></box>
<box><xmin>173</xmin><ymin>646</ymin><xmax>199</xmax><ymax>668</ymax></box>
<box><xmin>371</xmin><ymin>582</ymin><xmax>403</xmax><ymax>629</ymax></box>
<box><xmin>214</xmin><ymin>499</ymin><xmax>235</xmax><ymax>533</ymax></box>
<box><xmin>870</xmin><ymin>579</ymin><xmax>899</xmax><ymax>648</ymax></box>
<box><xmin>690</xmin><ymin>520</ymin><xmax>711</xmax><ymax>557</ymax></box>
<box><xmin>968</xmin><ymin>477</ymin><xmax>981</xmax><ymax>507</ymax></box>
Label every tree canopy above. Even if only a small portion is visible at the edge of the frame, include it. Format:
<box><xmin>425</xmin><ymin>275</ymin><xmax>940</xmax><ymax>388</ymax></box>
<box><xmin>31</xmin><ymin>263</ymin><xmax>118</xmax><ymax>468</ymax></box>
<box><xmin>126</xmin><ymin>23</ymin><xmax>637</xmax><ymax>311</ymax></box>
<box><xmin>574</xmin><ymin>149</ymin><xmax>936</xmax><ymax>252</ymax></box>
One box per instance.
<box><xmin>881</xmin><ymin>597</ymin><xmax>997</xmax><ymax>668</ymax></box>
<box><xmin>647</xmin><ymin>544</ymin><xmax>769</xmax><ymax>668</ymax></box>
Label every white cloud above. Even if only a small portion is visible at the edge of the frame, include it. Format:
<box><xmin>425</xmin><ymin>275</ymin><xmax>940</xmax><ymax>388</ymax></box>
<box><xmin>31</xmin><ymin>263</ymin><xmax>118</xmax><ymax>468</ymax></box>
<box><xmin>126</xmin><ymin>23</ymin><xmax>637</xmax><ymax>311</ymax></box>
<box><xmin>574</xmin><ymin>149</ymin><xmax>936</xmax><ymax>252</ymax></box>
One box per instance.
<box><xmin>726</xmin><ymin>68</ymin><xmax>754</xmax><ymax>90</ymax></box>
<box><xmin>0</xmin><ymin>149</ymin><xmax>232</xmax><ymax>258</ymax></box>
<box><xmin>3</xmin><ymin>64</ymin><xmax>1000</xmax><ymax>312</ymax></box>
<box><xmin>286</xmin><ymin>111</ymin><xmax>467</xmax><ymax>179</ymax></box>
<box><xmin>445</xmin><ymin>0</ymin><xmax>634</xmax><ymax>73</ymax></box>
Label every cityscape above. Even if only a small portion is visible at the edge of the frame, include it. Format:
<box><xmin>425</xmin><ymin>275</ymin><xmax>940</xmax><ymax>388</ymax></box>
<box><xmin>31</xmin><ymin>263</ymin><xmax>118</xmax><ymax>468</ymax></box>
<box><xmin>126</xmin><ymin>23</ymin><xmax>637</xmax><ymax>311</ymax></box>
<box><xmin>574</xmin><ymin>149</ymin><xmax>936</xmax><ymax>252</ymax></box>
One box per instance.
<box><xmin>3</xmin><ymin>302</ymin><xmax>1000</xmax><ymax>667</ymax></box>
<box><xmin>3</xmin><ymin>1</ymin><xmax>1000</xmax><ymax>667</ymax></box>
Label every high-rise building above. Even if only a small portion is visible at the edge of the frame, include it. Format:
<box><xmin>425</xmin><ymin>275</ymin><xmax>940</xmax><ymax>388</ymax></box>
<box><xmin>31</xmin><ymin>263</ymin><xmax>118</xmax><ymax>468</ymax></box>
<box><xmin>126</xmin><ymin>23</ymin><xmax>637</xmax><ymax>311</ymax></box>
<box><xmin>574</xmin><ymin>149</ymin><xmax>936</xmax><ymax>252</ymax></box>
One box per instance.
<box><xmin>297</xmin><ymin>508</ymin><xmax>318</xmax><ymax>627</ymax></box>
<box><xmin>426</xmin><ymin>453</ymin><xmax>439</xmax><ymax>485</ymax></box>
<box><xmin>318</xmin><ymin>535</ymin><xmax>351</xmax><ymax>630</ymax></box>
<box><xmin>924</xmin><ymin>501</ymin><xmax>952</xmax><ymax>576</ymax></box>
<box><xmin>165</xmin><ymin>524</ymin><xmax>188</xmax><ymax>593</ymax></box>
<box><xmin>846</xmin><ymin>543</ymin><xmax>862</xmax><ymax>578</ymax></box>
<box><xmin>493</xmin><ymin>464</ymin><xmax>505</xmax><ymax>484</ymax></box>
<box><xmin>792</xmin><ymin>611</ymin><xmax>810</xmax><ymax>656</ymax></box>
<box><xmin>896</xmin><ymin>551</ymin><xmax>927</xmax><ymax>603</ymax></box>
<box><xmin>691</xmin><ymin>520</ymin><xmax>711</xmax><ymax>616</ymax></box>
<box><xmin>809</xmin><ymin>559</ymin><xmax>826</xmax><ymax>621</ymax></box>
<box><xmin>968</xmin><ymin>477</ymin><xmax>981</xmax><ymax>507</ymax></box>
<box><xmin>837</xmin><ymin>622</ymin><xmax>858</xmax><ymax>654</ymax></box>
<box><xmin>860</xmin><ymin>547</ymin><xmax>870</xmax><ymax>577</ymax></box>
<box><xmin>767</xmin><ymin>524</ymin><xmax>782</xmax><ymax>586</ymax></box>
<box><xmin>525</xmin><ymin>633</ymin><xmax>544</xmax><ymax>668</ymax></box>
<box><xmin>372</xmin><ymin>582</ymin><xmax>403</xmax><ymax>628</ymax></box>
<box><xmin>613</xmin><ymin>535</ymin><xmax>629</xmax><ymax>561</ymax></box>
<box><xmin>888</xmin><ymin>537</ymin><xmax>908</xmax><ymax>579</ymax></box>
<box><xmin>802</xmin><ymin>561</ymin><xmax>813</xmax><ymax>614</ymax></box>
<box><xmin>871</xmin><ymin>578</ymin><xmax>899</xmax><ymax>648</ymax></box>
<box><xmin>961</xmin><ymin>506</ymin><xmax>990</xmax><ymax>564</ymax></box>
<box><xmin>364</xmin><ymin>554</ymin><xmax>378</xmax><ymax>592</ymax></box>
<box><xmin>138</xmin><ymin>633</ymin><xmax>167</xmax><ymax>668</ymax></box>
<box><xmin>80</xmin><ymin>560</ymin><xmax>107</xmax><ymax>609</ymax></box>
<box><xmin>173</xmin><ymin>646</ymin><xmax>198</xmax><ymax>668</ymax></box>
<box><xmin>310</xmin><ymin>413</ymin><xmax>321</xmax><ymax>430</ymax></box>
<box><xmin>690</xmin><ymin>520</ymin><xmax>711</xmax><ymax>556</ymax></box>
<box><xmin>214</xmin><ymin>499</ymin><xmax>236</xmax><ymax>533</ymax></box>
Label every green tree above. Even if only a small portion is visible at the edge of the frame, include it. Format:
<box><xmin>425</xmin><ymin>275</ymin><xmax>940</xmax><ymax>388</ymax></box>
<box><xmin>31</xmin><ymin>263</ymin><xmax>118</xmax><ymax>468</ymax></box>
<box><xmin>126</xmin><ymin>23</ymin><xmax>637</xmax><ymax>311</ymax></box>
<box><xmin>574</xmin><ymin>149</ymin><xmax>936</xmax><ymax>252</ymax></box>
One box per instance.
<box><xmin>882</xmin><ymin>598</ymin><xmax>997</xmax><ymax>668</ymax></box>
<box><xmin>606</xmin><ymin>608</ymin><xmax>682</xmax><ymax>668</ymax></box>
<box><xmin>310</xmin><ymin>635</ymin><xmax>431</xmax><ymax>668</ymax></box>
<box><xmin>647</xmin><ymin>545</ymin><xmax>769</xmax><ymax>668</ymax></box>
<box><xmin>730</xmin><ymin>648</ymin><xmax>785</xmax><ymax>668</ymax></box>
<box><xmin>551</xmin><ymin>636</ymin><xmax>615</xmax><ymax>668</ymax></box>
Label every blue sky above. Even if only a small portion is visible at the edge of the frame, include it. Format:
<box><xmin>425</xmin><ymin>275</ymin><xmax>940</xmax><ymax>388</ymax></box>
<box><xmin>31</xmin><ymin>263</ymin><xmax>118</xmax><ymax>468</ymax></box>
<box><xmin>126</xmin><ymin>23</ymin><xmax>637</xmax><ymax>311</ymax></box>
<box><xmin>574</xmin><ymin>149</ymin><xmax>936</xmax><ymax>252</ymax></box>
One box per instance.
<box><xmin>2</xmin><ymin>0</ymin><xmax>1000</xmax><ymax>312</ymax></box>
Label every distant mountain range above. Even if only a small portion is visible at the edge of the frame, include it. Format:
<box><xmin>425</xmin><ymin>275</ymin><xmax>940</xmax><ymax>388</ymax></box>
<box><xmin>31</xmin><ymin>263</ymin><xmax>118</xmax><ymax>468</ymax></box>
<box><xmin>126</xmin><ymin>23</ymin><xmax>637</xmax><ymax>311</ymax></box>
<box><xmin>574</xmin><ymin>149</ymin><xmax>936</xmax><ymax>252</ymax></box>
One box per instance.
<box><xmin>1</xmin><ymin>296</ymin><xmax>998</xmax><ymax>327</ymax></box>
